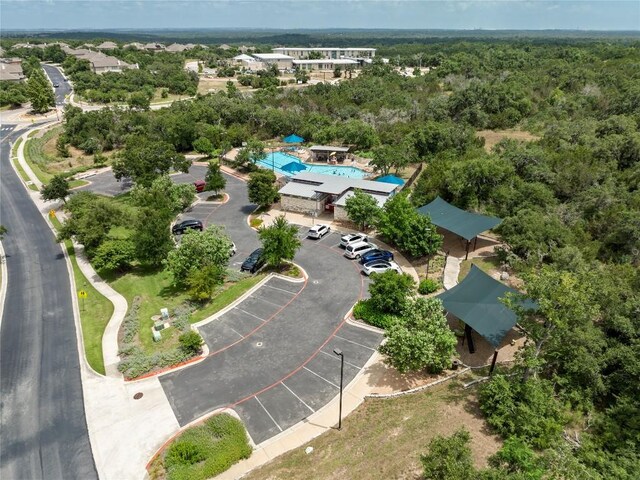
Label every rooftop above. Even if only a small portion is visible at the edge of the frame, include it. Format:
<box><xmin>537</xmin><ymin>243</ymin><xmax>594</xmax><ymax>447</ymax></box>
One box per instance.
<box><xmin>293</xmin><ymin>59</ymin><xmax>358</xmax><ymax>65</ymax></box>
<box><xmin>253</xmin><ymin>53</ymin><xmax>294</xmax><ymax>60</ymax></box>
<box><xmin>273</xmin><ymin>47</ymin><xmax>376</xmax><ymax>52</ymax></box>
<box><xmin>309</xmin><ymin>145</ymin><xmax>350</xmax><ymax>153</ymax></box>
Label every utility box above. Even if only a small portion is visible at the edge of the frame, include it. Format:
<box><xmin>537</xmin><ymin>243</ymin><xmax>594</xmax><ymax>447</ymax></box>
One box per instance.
<box><xmin>152</xmin><ymin>329</ymin><xmax>161</xmax><ymax>342</ymax></box>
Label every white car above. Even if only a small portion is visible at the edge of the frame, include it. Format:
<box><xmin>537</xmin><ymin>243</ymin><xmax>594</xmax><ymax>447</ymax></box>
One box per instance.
<box><xmin>344</xmin><ymin>241</ymin><xmax>377</xmax><ymax>259</ymax></box>
<box><xmin>229</xmin><ymin>242</ymin><xmax>237</xmax><ymax>257</ymax></box>
<box><xmin>307</xmin><ymin>224</ymin><xmax>331</xmax><ymax>239</ymax></box>
<box><xmin>362</xmin><ymin>260</ymin><xmax>402</xmax><ymax>276</ymax></box>
<box><xmin>340</xmin><ymin>232</ymin><xmax>369</xmax><ymax>248</ymax></box>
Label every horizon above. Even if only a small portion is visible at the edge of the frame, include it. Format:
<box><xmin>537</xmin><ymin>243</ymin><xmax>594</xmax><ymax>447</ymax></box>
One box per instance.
<box><xmin>2</xmin><ymin>1</ymin><xmax>639</xmax><ymax>32</ymax></box>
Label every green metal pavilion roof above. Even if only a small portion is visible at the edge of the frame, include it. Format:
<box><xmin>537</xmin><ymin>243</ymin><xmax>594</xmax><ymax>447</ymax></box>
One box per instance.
<box><xmin>417</xmin><ymin>197</ymin><xmax>502</xmax><ymax>241</ymax></box>
<box><xmin>437</xmin><ymin>265</ymin><xmax>531</xmax><ymax>348</ymax></box>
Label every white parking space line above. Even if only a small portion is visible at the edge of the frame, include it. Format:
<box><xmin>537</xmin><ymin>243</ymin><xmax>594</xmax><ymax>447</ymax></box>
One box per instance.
<box><xmin>252</xmin><ymin>295</ymin><xmax>288</xmax><ymax>309</ymax></box>
<box><xmin>234</xmin><ymin>307</ymin><xmax>267</xmax><ymax>323</ymax></box>
<box><xmin>263</xmin><ymin>284</ymin><xmax>298</xmax><ymax>295</ymax></box>
<box><xmin>334</xmin><ymin>334</ymin><xmax>376</xmax><ymax>351</ymax></box>
<box><xmin>255</xmin><ymin>396</ymin><xmax>283</xmax><ymax>432</ymax></box>
<box><xmin>228</xmin><ymin>326</ymin><xmax>244</xmax><ymax>338</ymax></box>
<box><xmin>281</xmin><ymin>381</ymin><xmax>315</xmax><ymax>413</ymax></box>
<box><xmin>319</xmin><ymin>349</ymin><xmax>363</xmax><ymax>369</ymax></box>
<box><xmin>303</xmin><ymin>366</ymin><xmax>339</xmax><ymax>389</ymax></box>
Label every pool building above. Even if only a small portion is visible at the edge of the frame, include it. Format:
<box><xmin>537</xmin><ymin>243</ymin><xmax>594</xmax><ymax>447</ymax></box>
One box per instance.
<box><xmin>278</xmin><ymin>172</ymin><xmax>400</xmax><ymax>221</ymax></box>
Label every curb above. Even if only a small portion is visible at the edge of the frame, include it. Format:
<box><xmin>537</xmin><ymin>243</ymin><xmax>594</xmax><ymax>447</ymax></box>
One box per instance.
<box><xmin>0</xmin><ymin>241</ymin><xmax>7</xmax><ymax>331</ymax></box>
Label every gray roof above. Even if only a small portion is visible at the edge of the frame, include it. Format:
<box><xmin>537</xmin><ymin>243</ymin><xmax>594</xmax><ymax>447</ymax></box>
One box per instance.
<box><xmin>0</xmin><ymin>62</ymin><xmax>25</xmax><ymax>81</ymax></box>
<box><xmin>253</xmin><ymin>53</ymin><xmax>293</xmax><ymax>60</ymax></box>
<box><xmin>278</xmin><ymin>181</ymin><xmax>323</xmax><ymax>199</ymax></box>
<box><xmin>283</xmin><ymin>172</ymin><xmax>398</xmax><ymax>196</ymax></box>
<box><xmin>334</xmin><ymin>190</ymin><xmax>389</xmax><ymax>207</ymax></box>
<box><xmin>309</xmin><ymin>145</ymin><xmax>350</xmax><ymax>153</ymax></box>
<box><xmin>233</xmin><ymin>54</ymin><xmax>256</xmax><ymax>61</ymax></box>
<box><xmin>417</xmin><ymin>197</ymin><xmax>502</xmax><ymax>241</ymax></box>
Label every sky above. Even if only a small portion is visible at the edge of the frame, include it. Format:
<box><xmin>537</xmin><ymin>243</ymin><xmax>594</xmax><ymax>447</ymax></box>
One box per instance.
<box><xmin>1</xmin><ymin>0</ymin><xmax>639</xmax><ymax>31</ymax></box>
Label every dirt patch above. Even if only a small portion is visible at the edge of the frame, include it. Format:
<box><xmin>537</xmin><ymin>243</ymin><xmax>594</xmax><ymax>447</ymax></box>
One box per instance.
<box><xmin>42</xmin><ymin>127</ymin><xmax>116</xmax><ymax>173</ymax></box>
<box><xmin>245</xmin><ymin>384</ymin><xmax>501</xmax><ymax>480</ymax></box>
<box><xmin>476</xmin><ymin>129</ymin><xmax>539</xmax><ymax>152</ymax></box>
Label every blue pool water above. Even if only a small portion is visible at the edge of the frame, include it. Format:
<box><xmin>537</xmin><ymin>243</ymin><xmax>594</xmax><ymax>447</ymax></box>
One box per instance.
<box><xmin>255</xmin><ymin>151</ymin><xmax>367</xmax><ymax>179</ymax></box>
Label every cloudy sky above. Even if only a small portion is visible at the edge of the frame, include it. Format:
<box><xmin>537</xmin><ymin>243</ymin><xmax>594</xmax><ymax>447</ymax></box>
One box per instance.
<box><xmin>2</xmin><ymin>1</ymin><xmax>639</xmax><ymax>31</ymax></box>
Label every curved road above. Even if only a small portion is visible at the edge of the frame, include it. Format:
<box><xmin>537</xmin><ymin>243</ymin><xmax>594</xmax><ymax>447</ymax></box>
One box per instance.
<box><xmin>0</xmin><ymin>127</ymin><xmax>97</xmax><ymax>479</ymax></box>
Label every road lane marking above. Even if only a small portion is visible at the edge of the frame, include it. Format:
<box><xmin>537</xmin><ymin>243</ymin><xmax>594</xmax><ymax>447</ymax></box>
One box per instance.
<box><xmin>234</xmin><ymin>307</ymin><xmax>267</xmax><ymax>323</ymax></box>
<box><xmin>303</xmin><ymin>366</ymin><xmax>339</xmax><ymax>389</ymax></box>
<box><xmin>255</xmin><ymin>396</ymin><xmax>282</xmax><ymax>432</ymax></box>
<box><xmin>252</xmin><ymin>295</ymin><xmax>288</xmax><ymax>308</ymax></box>
<box><xmin>281</xmin><ymin>381</ymin><xmax>315</xmax><ymax>413</ymax></box>
<box><xmin>263</xmin><ymin>283</ymin><xmax>299</xmax><ymax>295</ymax></box>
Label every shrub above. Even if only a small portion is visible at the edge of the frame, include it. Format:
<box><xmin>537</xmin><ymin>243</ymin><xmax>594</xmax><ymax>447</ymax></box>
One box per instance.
<box><xmin>179</xmin><ymin>330</ymin><xmax>204</xmax><ymax>355</ymax></box>
<box><xmin>368</xmin><ymin>270</ymin><xmax>416</xmax><ymax>315</ymax></box>
<box><xmin>92</xmin><ymin>239</ymin><xmax>136</xmax><ymax>272</ymax></box>
<box><xmin>352</xmin><ymin>299</ymin><xmax>400</xmax><ymax>329</ymax></box>
<box><xmin>418</xmin><ymin>278</ymin><xmax>441</xmax><ymax>295</ymax></box>
<box><xmin>121</xmin><ymin>296</ymin><xmax>142</xmax><ymax>343</ymax></box>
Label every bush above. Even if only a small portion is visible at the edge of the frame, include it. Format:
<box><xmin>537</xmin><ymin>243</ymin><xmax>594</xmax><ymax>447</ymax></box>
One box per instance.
<box><xmin>179</xmin><ymin>330</ymin><xmax>204</xmax><ymax>355</ymax></box>
<box><xmin>121</xmin><ymin>296</ymin><xmax>142</xmax><ymax>343</ymax></box>
<box><xmin>352</xmin><ymin>299</ymin><xmax>400</xmax><ymax>329</ymax></box>
<box><xmin>368</xmin><ymin>270</ymin><xmax>416</xmax><ymax>315</ymax></box>
<box><xmin>418</xmin><ymin>278</ymin><xmax>441</xmax><ymax>295</ymax></box>
<box><xmin>92</xmin><ymin>239</ymin><xmax>136</xmax><ymax>272</ymax></box>
<box><xmin>161</xmin><ymin>413</ymin><xmax>252</xmax><ymax>480</ymax></box>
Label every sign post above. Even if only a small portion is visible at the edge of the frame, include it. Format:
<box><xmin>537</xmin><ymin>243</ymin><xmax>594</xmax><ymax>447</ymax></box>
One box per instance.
<box><xmin>78</xmin><ymin>290</ymin><xmax>88</xmax><ymax>312</ymax></box>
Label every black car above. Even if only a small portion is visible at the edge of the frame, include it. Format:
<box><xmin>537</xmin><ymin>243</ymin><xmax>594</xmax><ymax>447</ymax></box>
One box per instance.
<box><xmin>53</xmin><ymin>83</ymin><xmax>59</xmax><ymax>88</ymax></box>
<box><xmin>172</xmin><ymin>219</ymin><xmax>203</xmax><ymax>235</ymax></box>
<box><xmin>241</xmin><ymin>248</ymin><xmax>265</xmax><ymax>273</ymax></box>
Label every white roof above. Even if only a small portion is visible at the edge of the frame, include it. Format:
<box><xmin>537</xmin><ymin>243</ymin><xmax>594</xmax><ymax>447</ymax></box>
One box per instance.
<box><xmin>273</xmin><ymin>47</ymin><xmax>376</xmax><ymax>52</ymax></box>
<box><xmin>253</xmin><ymin>53</ymin><xmax>293</xmax><ymax>60</ymax></box>
<box><xmin>293</xmin><ymin>59</ymin><xmax>358</xmax><ymax>65</ymax></box>
<box><xmin>233</xmin><ymin>54</ymin><xmax>255</xmax><ymax>61</ymax></box>
<box><xmin>278</xmin><ymin>181</ymin><xmax>323</xmax><ymax>199</ymax></box>
<box><xmin>310</xmin><ymin>145</ymin><xmax>350</xmax><ymax>152</ymax></box>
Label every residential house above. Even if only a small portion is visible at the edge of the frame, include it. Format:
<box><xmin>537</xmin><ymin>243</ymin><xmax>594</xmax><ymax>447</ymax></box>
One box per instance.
<box><xmin>0</xmin><ymin>58</ymin><xmax>26</xmax><ymax>82</ymax></box>
<box><xmin>96</xmin><ymin>41</ymin><xmax>118</xmax><ymax>50</ymax></box>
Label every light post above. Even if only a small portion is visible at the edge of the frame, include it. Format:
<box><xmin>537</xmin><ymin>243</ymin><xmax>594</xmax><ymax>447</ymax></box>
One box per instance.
<box><xmin>333</xmin><ymin>348</ymin><xmax>344</xmax><ymax>430</ymax></box>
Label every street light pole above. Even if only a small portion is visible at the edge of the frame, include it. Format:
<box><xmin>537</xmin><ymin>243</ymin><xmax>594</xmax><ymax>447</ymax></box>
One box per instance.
<box><xmin>333</xmin><ymin>348</ymin><xmax>344</xmax><ymax>430</ymax></box>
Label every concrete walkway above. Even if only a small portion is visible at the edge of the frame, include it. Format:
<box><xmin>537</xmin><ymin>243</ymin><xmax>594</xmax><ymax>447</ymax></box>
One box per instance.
<box><xmin>443</xmin><ymin>256</ymin><xmax>462</xmax><ymax>290</ymax></box>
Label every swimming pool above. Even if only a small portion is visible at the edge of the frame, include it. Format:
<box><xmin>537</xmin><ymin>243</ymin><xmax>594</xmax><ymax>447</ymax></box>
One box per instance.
<box><xmin>255</xmin><ymin>151</ymin><xmax>368</xmax><ymax>179</ymax></box>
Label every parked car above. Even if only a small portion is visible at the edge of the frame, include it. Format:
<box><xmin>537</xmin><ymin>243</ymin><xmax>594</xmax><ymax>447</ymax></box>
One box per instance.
<box><xmin>241</xmin><ymin>248</ymin><xmax>265</xmax><ymax>273</ymax></box>
<box><xmin>362</xmin><ymin>260</ymin><xmax>402</xmax><ymax>276</ymax></box>
<box><xmin>359</xmin><ymin>249</ymin><xmax>394</xmax><ymax>265</ymax></box>
<box><xmin>344</xmin><ymin>241</ymin><xmax>377</xmax><ymax>259</ymax></box>
<box><xmin>53</xmin><ymin>83</ymin><xmax>59</xmax><ymax>88</ymax></box>
<box><xmin>229</xmin><ymin>241</ymin><xmax>237</xmax><ymax>257</ymax></box>
<box><xmin>193</xmin><ymin>180</ymin><xmax>206</xmax><ymax>193</ymax></box>
<box><xmin>340</xmin><ymin>232</ymin><xmax>369</xmax><ymax>248</ymax></box>
<box><xmin>172</xmin><ymin>219</ymin><xmax>203</xmax><ymax>235</ymax></box>
<box><xmin>307</xmin><ymin>224</ymin><xmax>330</xmax><ymax>239</ymax></box>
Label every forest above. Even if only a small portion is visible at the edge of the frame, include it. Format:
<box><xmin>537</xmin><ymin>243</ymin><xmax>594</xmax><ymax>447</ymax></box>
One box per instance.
<box><xmin>41</xmin><ymin>37</ymin><xmax>640</xmax><ymax>478</ymax></box>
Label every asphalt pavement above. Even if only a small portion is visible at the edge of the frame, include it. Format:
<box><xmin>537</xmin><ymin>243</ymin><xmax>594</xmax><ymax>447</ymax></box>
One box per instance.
<box><xmin>0</xmin><ymin>127</ymin><xmax>97</xmax><ymax>479</ymax></box>
<box><xmin>41</xmin><ymin>64</ymin><xmax>72</xmax><ymax>106</ymax></box>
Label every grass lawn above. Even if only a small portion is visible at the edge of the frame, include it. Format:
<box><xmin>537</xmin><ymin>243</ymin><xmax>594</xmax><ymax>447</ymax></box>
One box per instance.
<box><xmin>10</xmin><ymin>138</ymin><xmax>39</xmax><ymax>191</ymax></box>
<box><xmin>106</xmin><ymin>266</ymin><xmax>266</xmax><ymax>354</ymax></box>
<box><xmin>458</xmin><ymin>256</ymin><xmax>501</xmax><ymax>282</ymax></box>
<box><xmin>23</xmin><ymin>128</ymin><xmax>88</xmax><ymax>188</ymax></box>
<box><xmin>245</xmin><ymin>383</ymin><xmax>501</xmax><ymax>480</ymax></box>
<box><xmin>148</xmin><ymin>413</ymin><xmax>252</xmax><ymax>480</ymax></box>
<box><xmin>50</xmin><ymin>215</ymin><xmax>113</xmax><ymax>374</ymax></box>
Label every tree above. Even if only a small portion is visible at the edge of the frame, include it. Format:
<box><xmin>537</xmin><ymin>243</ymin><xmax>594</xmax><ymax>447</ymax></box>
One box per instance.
<box><xmin>113</xmin><ymin>136</ymin><xmax>190</xmax><ymax>187</ymax></box>
<box><xmin>186</xmin><ymin>265</ymin><xmax>226</xmax><ymax>301</ymax></box>
<box><xmin>368</xmin><ymin>270</ymin><xmax>416</xmax><ymax>315</ymax></box>
<box><xmin>127</xmin><ymin>91</ymin><xmax>150</xmax><ymax>110</ymax></box>
<box><xmin>91</xmin><ymin>239</ymin><xmax>136</xmax><ymax>272</ymax></box>
<box><xmin>0</xmin><ymin>225</ymin><xmax>7</xmax><ymax>240</ymax></box>
<box><xmin>205</xmin><ymin>161</ymin><xmax>226</xmax><ymax>194</ymax></box>
<box><xmin>380</xmin><ymin>297</ymin><xmax>456</xmax><ymax>373</ymax></box>
<box><xmin>56</xmin><ymin>134</ymin><xmax>70</xmax><ymax>158</ymax></box>
<box><xmin>41</xmin><ymin>174</ymin><xmax>70</xmax><ymax>203</ymax></box>
<box><xmin>132</xmin><ymin>207</ymin><xmax>174</xmax><ymax>265</ymax></box>
<box><xmin>370</xmin><ymin>145</ymin><xmax>395</xmax><ymax>176</ymax></box>
<box><xmin>420</xmin><ymin>429</ymin><xmax>475</xmax><ymax>480</ymax></box>
<box><xmin>344</xmin><ymin>189</ymin><xmax>381</xmax><ymax>231</ymax></box>
<box><xmin>294</xmin><ymin>68</ymin><xmax>309</xmax><ymax>84</ymax></box>
<box><xmin>26</xmin><ymin>67</ymin><xmax>55</xmax><ymax>113</ymax></box>
<box><xmin>377</xmin><ymin>193</ymin><xmax>442</xmax><ymax>258</ymax></box>
<box><xmin>131</xmin><ymin>176</ymin><xmax>195</xmax><ymax>216</ymax></box>
<box><xmin>193</xmin><ymin>137</ymin><xmax>214</xmax><ymax>156</ymax></box>
<box><xmin>333</xmin><ymin>66</ymin><xmax>342</xmax><ymax>78</ymax></box>
<box><xmin>166</xmin><ymin>226</ymin><xmax>233</xmax><ymax>285</ymax></box>
<box><xmin>247</xmin><ymin>170</ymin><xmax>279</xmax><ymax>208</ymax></box>
<box><xmin>258</xmin><ymin>215</ymin><xmax>301</xmax><ymax>267</ymax></box>
<box><xmin>235</xmin><ymin>138</ymin><xmax>266</xmax><ymax>171</ymax></box>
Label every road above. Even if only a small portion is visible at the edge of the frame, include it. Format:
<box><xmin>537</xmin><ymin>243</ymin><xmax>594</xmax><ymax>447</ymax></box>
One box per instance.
<box><xmin>41</xmin><ymin>64</ymin><xmax>71</xmax><ymax>106</ymax></box>
<box><xmin>0</xmin><ymin>125</ymin><xmax>97</xmax><ymax>479</ymax></box>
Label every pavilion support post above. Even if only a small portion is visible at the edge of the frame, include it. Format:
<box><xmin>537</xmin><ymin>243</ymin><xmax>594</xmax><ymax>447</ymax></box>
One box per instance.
<box><xmin>465</xmin><ymin>324</ymin><xmax>475</xmax><ymax>354</ymax></box>
<box><xmin>465</xmin><ymin>240</ymin><xmax>470</xmax><ymax>260</ymax></box>
<box><xmin>473</xmin><ymin>236</ymin><xmax>478</xmax><ymax>251</ymax></box>
<box><xmin>489</xmin><ymin>349</ymin><xmax>499</xmax><ymax>375</ymax></box>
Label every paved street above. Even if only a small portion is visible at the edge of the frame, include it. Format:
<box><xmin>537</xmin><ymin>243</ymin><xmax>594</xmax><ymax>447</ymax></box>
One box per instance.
<box><xmin>41</xmin><ymin>64</ymin><xmax>72</xmax><ymax>106</ymax></box>
<box><xmin>0</xmin><ymin>127</ymin><xmax>97</xmax><ymax>479</ymax></box>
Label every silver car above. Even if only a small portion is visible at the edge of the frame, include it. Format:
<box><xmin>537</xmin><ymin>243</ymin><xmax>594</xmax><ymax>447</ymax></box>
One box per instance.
<box><xmin>344</xmin><ymin>241</ymin><xmax>377</xmax><ymax>259</ymax></box>
<box><xmin>307</xmin><ymin>224</ymin><xmax>330</xmax><ymax>239</ymax></box>
<box><xmin>340</xmin><ymin>232</ymin><xmax>369</xmax><ymax>248</ymax></box>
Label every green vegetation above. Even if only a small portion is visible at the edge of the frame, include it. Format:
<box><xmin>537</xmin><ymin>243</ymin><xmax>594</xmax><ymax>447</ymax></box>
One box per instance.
<box><xmin>50</xmin><ymin>214</ymin><xmax>112</xmax><ymax>375</ymax></box>
<box><xmin>0</xmin><ymin>81</ymin><xmax>28</xmax><ymax>108</ymax></box>
<box><xmin>258</xmin><ymin>215</ymin><xmax>301</xmax><ymax>267</ymax></box>
<box><xmin>457</xmin><ymin>256</ymin><xmax>501</xmax><ymax>282</ymax></box>
<box><xmin>247</xmin><ymin>169</ymin><xmax>279</xmax><ymax>208</ymax></box>
<box><xmin>418</xmin><ymin>277</ymin><xmax>441</xmax><ymax>295</ymax></box>
<box><xmin>10</xmin><ymin>137</ymin><xmax>39</xmax><ymax>191</ymax></box>
<box><xmin>149</xmin><ymin>413</ymin><xmax>251</xmax><ymax>480</ymax></box>
<box><xmin>344</xmin><ymin>189</ymin><xmax>381</xmax><ymax>231</ymax></box>
<box><xmin>26</xmin><ymin>67</ymin><xmax>55</xmax><ymax>113</ymax></box>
